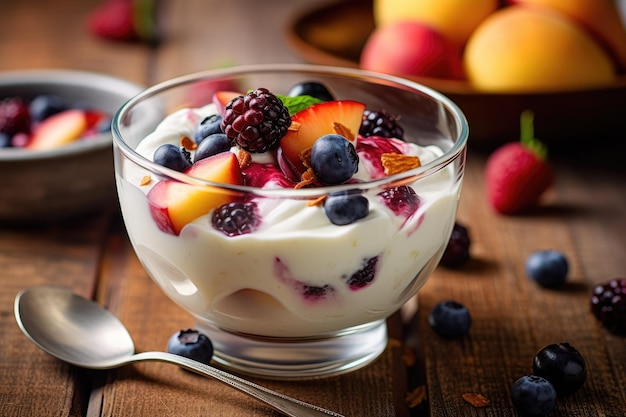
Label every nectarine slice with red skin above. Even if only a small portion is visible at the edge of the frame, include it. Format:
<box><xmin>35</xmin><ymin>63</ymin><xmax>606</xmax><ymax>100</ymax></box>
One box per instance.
<box><xmin>212</xmin><ymin>91</ymin><xmax>243</xmax><ymax>116</ymax></box>
<box><xmin>26</xmin><ymin>109</ymin><xmax>88</xmax><ymax>150</ymax></box>
<box><xmin>279</xmin><ymin>100</ymin><xmax>366</xmax><ymax>177</ymax></box>
<box><xmin>148</xmin><ymin>152</ymin><xmax>244</xmax><ymax>235</ymax></box>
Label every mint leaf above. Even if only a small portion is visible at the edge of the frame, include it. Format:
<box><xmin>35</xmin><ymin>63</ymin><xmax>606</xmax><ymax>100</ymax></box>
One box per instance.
<box><xmin>277</xmin><ymin>94</ymin><xmax>323</xmax><ymax>115</ymax></box>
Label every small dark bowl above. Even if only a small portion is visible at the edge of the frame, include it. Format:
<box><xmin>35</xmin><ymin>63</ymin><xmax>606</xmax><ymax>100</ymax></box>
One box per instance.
<box><xmin>0</xmin><ymin>70</ymin><xmax>143</xmax><ymax>222</ymax></box>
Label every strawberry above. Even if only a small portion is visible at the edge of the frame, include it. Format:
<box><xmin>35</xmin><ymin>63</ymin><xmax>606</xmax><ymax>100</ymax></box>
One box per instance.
<box><xmin>86</xmin><ymin>0</ymin><xmax>158</xmax><ymax>43</ymax></box>
<box><xmin>87</xmin><ymin>0</ymin><xmax>138</xmax><ymax>41</ymax></box>
<box><xmin>485</xmin><ymin>111</ymin><xmax>553</xmax><ymax>215</ymax></box>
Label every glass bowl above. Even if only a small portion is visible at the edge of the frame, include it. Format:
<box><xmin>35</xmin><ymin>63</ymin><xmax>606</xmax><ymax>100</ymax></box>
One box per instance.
<box><xmin>112</xmin><ymin>64</ymin><xmax>468</xmax><ymax>379</ymax></box>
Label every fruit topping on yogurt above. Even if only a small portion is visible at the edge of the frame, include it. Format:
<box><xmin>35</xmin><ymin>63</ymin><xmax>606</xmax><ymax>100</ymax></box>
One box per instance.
<box><xmin>139</xmin><ymin>82</ymin><xmax>438</xmax><ymax>237</ymax></box>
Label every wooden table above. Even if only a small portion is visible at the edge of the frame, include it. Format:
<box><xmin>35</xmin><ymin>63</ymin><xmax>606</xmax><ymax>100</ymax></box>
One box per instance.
<box><xmin>1</xmin><ymin>1</ymin><xmax>625</xmax><ymax>416</ymax></box>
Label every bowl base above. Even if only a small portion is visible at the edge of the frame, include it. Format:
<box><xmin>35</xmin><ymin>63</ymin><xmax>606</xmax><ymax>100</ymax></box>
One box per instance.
<box><xmin>196</xmin><ymin>319</ymin><xmax>388</xmax><ymax>380</ymax></box>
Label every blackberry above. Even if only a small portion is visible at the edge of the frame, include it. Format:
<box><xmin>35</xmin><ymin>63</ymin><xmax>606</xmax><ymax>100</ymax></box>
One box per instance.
<box><xmin>344</xmin><ymin>256</ymin><xmax>378</xmax><ymax>289</ymax></box>
<box><xmin>211</xmin><ymin>201</ymin><xmax>260</xmax><ymax>237</ymax></box>
<box><xmin>590</xmin><ymin>278</ymin><xmax>626</xmax><ymax>334</ymax></box>
<box><xmin>378</xmin><ymin>185</ymin><xmax>420</xmax><ymax>219</ymax></box>
<box><xmin>221</xmin><ymin>88</ymin><xmax>291</xmax><ymax>153</ymax></box>
<box><xmin>303</xmin><ymin>284</ymin><xmax>334</xmax><ymax>300</ymax></box>
<box><xmin>167</xmin><ymin>329</ymin><xmax>214</xmax><ymax>365</ymax></box>
<box><xmin>359</xmin><ymin>109</ymin><xmax>404</xmax><ymax>140</ymax></box>
<box><xmin>440</xmin><ymin>222</ymin><xmax>471</xmax><ymax>268</ymax></box>
<box><xmin>0</xmin><ymin>97</ymin><xmax>30</xmax><ymax>136</ymax></box>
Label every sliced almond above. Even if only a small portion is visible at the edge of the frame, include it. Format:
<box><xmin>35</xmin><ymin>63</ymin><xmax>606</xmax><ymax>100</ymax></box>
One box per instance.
<box><xmin>180</xmin><ymin>135</ymin><xmax>197</xmax><ymax>150</ymax></box>
<box><xmin>381</xmin><ymin>153</ymin><xmax>421</xmax><ymax>176</ymax></box>
<box><xmin>406</xmin><ymin>385</ymin><xmax>427</xmax><ymax>408</ymax></box>
<box><xmin>462</xmin><ymin>393</ymin><xmax>490</xmax><ymax>408</ymax></box>
<box><xmin>140</xmin><ymin>175</ymin><xmax>152</xmax><ymax>186</ymax></box>
<box><xmin>333</xmin><ymin>121</ymin><xmax>355</xmax><ymax>141</ymax></box>
<box><xmin>236</xmin><ymin>149</ymin><xmax>252</xmax><ymax>169</ymax></box>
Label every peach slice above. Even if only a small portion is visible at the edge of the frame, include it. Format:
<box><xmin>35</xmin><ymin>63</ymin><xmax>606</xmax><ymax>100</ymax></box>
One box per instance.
<box><xmin>148</xmin><ymin>152</ymin><xmax>244</xmax><ymax>235</ymax></box>
<box><xmin>212</xmin><ymin>90</ymin><xmax>243</xmax><ymax>115</ymax></box>
<box><xmin>279</xmin><ymin>100</ymin><xmax>366</xmax><ymax>177</ymax></box>
<box><xmin>26</xmin><ymin>109</ymin><xmax>88</xmax><ymax>150</ymax></box>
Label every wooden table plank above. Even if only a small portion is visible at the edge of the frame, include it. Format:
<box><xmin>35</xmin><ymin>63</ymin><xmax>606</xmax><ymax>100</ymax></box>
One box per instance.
<box><xmin>415</xmin><ymin>152</ymin><xmax>626</xmax><ymax>416</ymax></box>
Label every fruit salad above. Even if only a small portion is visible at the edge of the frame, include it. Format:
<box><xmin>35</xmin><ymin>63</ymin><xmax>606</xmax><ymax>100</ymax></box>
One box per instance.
<box><xmin>116</xmin><ymin>82</ymin><xmax>462</xmax><ymax>338</ymax></box>
<box><xmin>0</xmin><ymin>95</ymin><xmax>110</xmax><ymax>150</ymax></box>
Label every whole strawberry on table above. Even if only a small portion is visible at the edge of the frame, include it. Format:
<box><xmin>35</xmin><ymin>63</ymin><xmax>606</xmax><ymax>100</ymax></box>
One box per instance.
<box><xmin>485</xmin><ymin>111</ymin><xmax>553</xmax><ymax>215</ymax></box>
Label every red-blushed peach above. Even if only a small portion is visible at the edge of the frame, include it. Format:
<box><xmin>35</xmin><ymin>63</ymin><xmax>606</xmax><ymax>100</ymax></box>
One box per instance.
<box><xmin>360</xmin><ymin>21</ymin><xmax>465</xmax><ymax>79</ymax></box>
<box><xmin>278</xmin><ymin>100</ymin><xmax>365</xmax><ymax>178</ymax></box>
<box><xmin>26</xmin><ymin>109</ymin><xmax>88</xmax><ymax>150</ymax></box>
<box><xmin>148</xmin><ymin>152</ymin><xmax>244</xmax><ymax>235</ymax></box>
<box><xmin>374</xmin><ymin>0</ymin><xmax>499</xmax><ymax>48</ymax></box>
<box><xmin>464</xmin><ymin>6</ymin><xmax>617</xmax><ymax>92</ymax></box>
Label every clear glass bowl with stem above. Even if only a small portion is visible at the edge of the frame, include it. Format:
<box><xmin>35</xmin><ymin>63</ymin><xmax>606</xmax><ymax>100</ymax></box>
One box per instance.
<box><xmin>112</xmin><ymin>64</ymin><xmax>468</xmax><ymax>380</ymax></box>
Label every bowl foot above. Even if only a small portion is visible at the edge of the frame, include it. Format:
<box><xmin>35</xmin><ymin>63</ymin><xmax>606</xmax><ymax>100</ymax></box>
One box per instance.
<box><xmin>196</xmin><ymin>319</ymin><xmax>388</xmax><ymax>380</ymax></box>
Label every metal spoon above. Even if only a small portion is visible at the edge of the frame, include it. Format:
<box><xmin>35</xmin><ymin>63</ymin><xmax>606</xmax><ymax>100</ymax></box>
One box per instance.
<box><xmin>14</xmin><ymin>286</ymin><xmax>344</xmax><ymax>417</ymax></box>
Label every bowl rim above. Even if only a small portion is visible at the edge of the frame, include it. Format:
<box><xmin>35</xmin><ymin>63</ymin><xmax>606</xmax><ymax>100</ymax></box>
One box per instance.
<box><xmin>113</xmin><ymin>63</ymin><xmax>469</xmax><ymax>198</ymax></box>
<box><xmin>0</xmin><ymin>69</ymin><xmax>144</xmax><ymax>161</ymax></box>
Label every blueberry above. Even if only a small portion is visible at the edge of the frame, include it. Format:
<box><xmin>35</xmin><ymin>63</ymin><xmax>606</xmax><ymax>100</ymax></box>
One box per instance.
<box><xmin>526</xmin><ymin>250</ymin><xmax>569</xmax><ymax>288</ymax></box>
<box><xmin>194</xmin><ymin>114</ymin><xmax>223</xmax><ymax>144</ymax></box>
<box><xmin>533</xmin><ymin>343</ymin><xmax>586</xmax><ymax>396</ymax></box>
<box><xmin>29</xmin><ymin>94</ymin><xmax>67</xmax><ymax>123</ymax></box>
<box><xmin>167</xmin><ymin>329</ymin><xmax>214</xmax><ymax>364</ymax></box>
<box><xmin>323</xmin><ymin>191</ymin><xmax>369</xmax><ymax>226</ymax></box>
<box><xmin>310</xmin><ymin>134</ymin><xmax>359</xmax><ymax>185</ymax></box>
<box><xmin>0</xmin><ymin>132</ymin><xmax>11</xmax><ymax>148</ymax></box>
<box><xmin>193</xmin><ymin>133</ymin><xmax>231</xmax><ymax>162</ymax></box>
<box><xmin>440</xmin><ymin>222</ymin><xmax>471</xmax><ymax>268</ymax></box>
<box><xmin>287</xmin><ymin>81</ymin><xmax>334</xmax><ymax>101</ymax></box>
<box><xmin>511</xmin><ymin>375</ymin><xmax>557</xmax><ymax>416</ymax></box>
<box><xmin>428</xmin><ymin>300</ymin><xmax>472</xmax><ymax>337</ymax></box>
<box><xmin>153</xmin><ymin>144</ymin><xmax>192</xmax><ymax>172</ymax></box>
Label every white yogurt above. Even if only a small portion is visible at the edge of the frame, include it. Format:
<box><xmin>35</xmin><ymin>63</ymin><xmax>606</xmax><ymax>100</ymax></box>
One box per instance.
<box><xmin>117</xmin><ymin>104</ymin><xmax>461</xmax><ymax>337</ymax></box>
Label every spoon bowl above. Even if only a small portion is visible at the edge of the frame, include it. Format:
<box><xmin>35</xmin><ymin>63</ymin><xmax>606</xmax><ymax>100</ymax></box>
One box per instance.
<box><xmin>14</xmin><ymin>286</ymin><xmax>343</xmax><ymax>417</ymax></box>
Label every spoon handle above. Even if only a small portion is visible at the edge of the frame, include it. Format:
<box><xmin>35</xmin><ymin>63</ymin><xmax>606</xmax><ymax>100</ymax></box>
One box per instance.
<box><xmin>131</xmin><ymin>351</ymin><xmax>344</xmax><ymax>417</ymax></box>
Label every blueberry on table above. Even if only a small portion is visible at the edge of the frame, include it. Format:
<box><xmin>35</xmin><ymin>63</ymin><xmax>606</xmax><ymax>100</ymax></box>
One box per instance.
<box><xmin>511</xmin><ymin>375</ymin><xmax>557</xmax><ymax>416</ymax></box>
<box><xmin>310</xmin><ymin>134</ymin><xmax>359</xmax><ymax>185</ymax></box>
<box><xmin>428</xmin><ymin>300</ymin><xmax>472</xmax><ymax>337</ymax></box>
<box><xmin>533</xmin><ymin>342</ymin><xmax>587</xmax><ymax>396</ymax></box>
<box><xmin>440</xmin><ymin>222</ymin><xmax>471</xmax><ymax>268</ymax></box>
<box><xmin>525</xmin><ymin>250</ymin><xmax>569</xmax><ymax>288</ymax></box>
<box><xmin>153</xmin><ymin>143</ymin><xmax>192</xmax><ymax>172</ymax></box>
<box><xmin>167</xmin><ymin>329</ymin><xmax>214</xmax><ymax>365</ymax></box>
<box><xmin>193</xmin><ymin>133</ymin><xmax>231</xmax><ymax>163</ymax></box>
<box><xmin>287</xmin><ymin>81</ymin><xmax>335</xmax><ymax>102</ymax></box>
<box><xmin>323</xmin><ymin>191</ymin><xmax>369</xmax><ymax>226</ymax></box>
